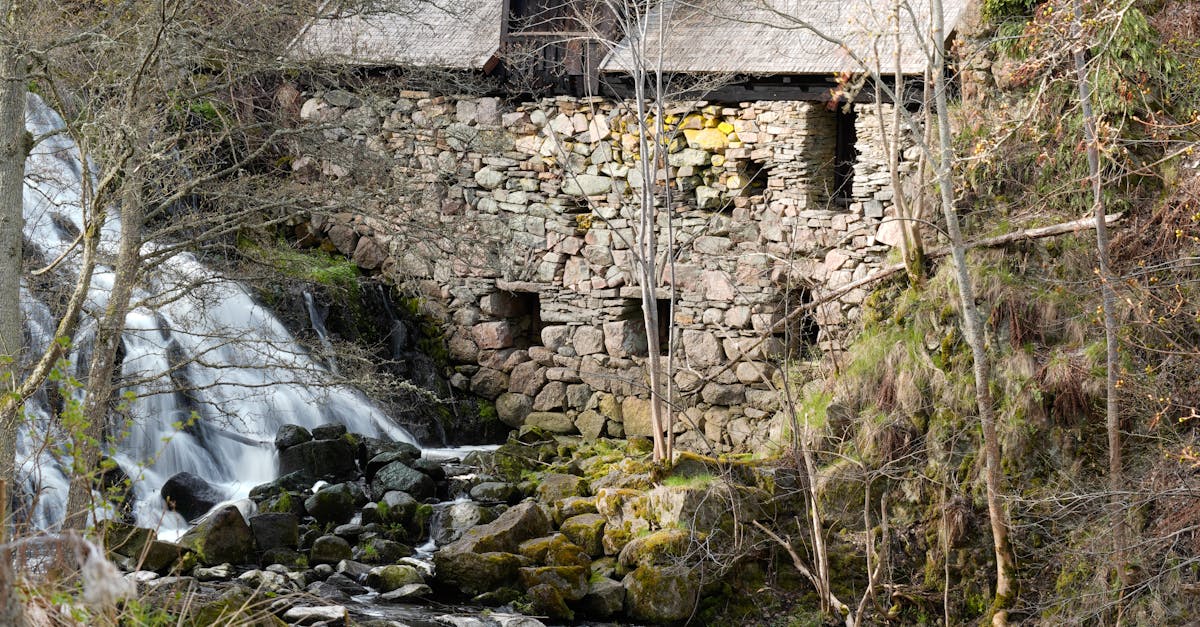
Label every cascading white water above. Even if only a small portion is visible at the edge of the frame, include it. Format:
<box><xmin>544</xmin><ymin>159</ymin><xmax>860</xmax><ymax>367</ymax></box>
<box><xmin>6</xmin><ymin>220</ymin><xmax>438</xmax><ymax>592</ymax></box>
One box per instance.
<box><xmin>15</xmin><ymin>93</ymin><xmax>416</xmax><ymax>535</ymax></box>
<box><xmin>302</xmin><ymin>290</ymin><xmax>339</xmax><ymax>375</ymax></box>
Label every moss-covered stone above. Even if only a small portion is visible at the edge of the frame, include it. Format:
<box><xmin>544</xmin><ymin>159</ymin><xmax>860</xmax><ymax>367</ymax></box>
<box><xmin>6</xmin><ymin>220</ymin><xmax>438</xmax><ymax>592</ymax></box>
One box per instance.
<box><xmin>186</xmin><ymin>586</ymin><xmax>285</xmax><ymax>627</ymax></box>
<box><xmin>583</xmin><ymin>577</ymin><xmax>625</xmax><ymax>618</ymax></box>
<box><xmin>519</xmin><ymin>565</ymin><xmax>589</xmax><ymax>601</ymax></box>
<box><xmin>434</xmin><ymin>551</ymin><xmax>529</xmax><ymax>596</ymax></box>
<box><xmin>472</xmin><ymin>587</ymin><xmax>522</xmax><ymax>607</ymax></box>
<box><xmin>555</xmin><ymin>495</ymin><xmax>599</xmax><ymax>525</ymax></box>
<box><xmin>617</xmin><ymin>528</ymin><xmax>694</xmax><ymax>573</ymax></box>
<box><xmin>304</xmin><ymin>482</ymin><xmax>360</xmax><ymax>524</ymax></box>
<box><xmin>518</xmin><ymin>533</ymin><xmax>591</xmax><ymax>567</ymax></box>
<box><xmin>178</xmin><ymin>505</ymin><xmax>254</xmax><ymax>567</ymax></box>
<box><xmin>560</xmin><ymin>513</ymin><xmax>606</xmax><ymax>557</ymax></box>
<box><xmin>622</xmin><ymin>565</ymin><xmax>700</xmax><ymax>624</ymax></box>
<box><xmin>494</xmin><ymin>439</ymin><xmax>558</xmax><ymax>481</ymax></box>
<box><xmin>371</xmin><ymin>462</ymin><xmax>435</xmax><ymax>500</ymax></box>
<box><xmin>309</xmin><ymin>534</ymin><xmax>353</xmax><ymax>565</ymax></box>
<box><xmin>536</xmin><ymin>472</ymin><xmax>589</xmax><ymax>504</ymax></box>
<box><xmin>365</xmin><ymin>564</ymin><xmax>423</xmax><ymax>592</ymax></box>
<box><xmin>526</xmin><ymin>583</ymin><xmax>574</xmax><ymax>621</ymax></box>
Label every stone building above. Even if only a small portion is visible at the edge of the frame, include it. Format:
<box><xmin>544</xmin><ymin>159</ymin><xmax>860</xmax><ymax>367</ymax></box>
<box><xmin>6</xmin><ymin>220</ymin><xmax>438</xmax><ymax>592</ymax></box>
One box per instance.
<box><xmin>287</xmin><ymin>0</ymin><xmax>969</xmax><ymax>452</ymax></box>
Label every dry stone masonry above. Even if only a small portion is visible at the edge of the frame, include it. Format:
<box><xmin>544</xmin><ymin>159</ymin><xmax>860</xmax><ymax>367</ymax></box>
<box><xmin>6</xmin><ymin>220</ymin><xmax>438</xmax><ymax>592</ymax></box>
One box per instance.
<box><xmin>289</xmin><ymin>88</ymin><xmax>915</xmax><ymax>453</ymax></box>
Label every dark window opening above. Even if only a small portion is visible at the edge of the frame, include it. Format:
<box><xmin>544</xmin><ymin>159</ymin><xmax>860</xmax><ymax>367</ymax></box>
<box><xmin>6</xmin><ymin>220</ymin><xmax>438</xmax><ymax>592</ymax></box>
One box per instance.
<box><xmin>655</xmin><ymin>298</ymin><xmax>672</xmax><ymax>355</ymax></box>
<box><xmin>618</xmin><ymin>297</ymin><xmax>671</xmax><ymax>355</ymax></box>
<box><xmin>736</xmin><ymin>156</ymin><xmax>769</xmax><ymax>199</ymax></box>
<box><xmin>772</xmin><ymin>287</ymin><xmax>821</xmax><ymax>359</ymax></box>
<box><xmin>510</xmin><ymin>290</ymin><xmax>544</xmax><ymax>349</ymax></box>
<box><xmin>833</xmin><ymin>104</ymin><xmax>858</xmax><ymax>206</ymax></box>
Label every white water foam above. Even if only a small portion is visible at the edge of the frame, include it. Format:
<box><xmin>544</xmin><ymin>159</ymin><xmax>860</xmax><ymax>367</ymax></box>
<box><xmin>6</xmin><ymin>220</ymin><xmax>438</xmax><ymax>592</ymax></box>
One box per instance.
<box><xmin>16</xmin><ymin>94</ymin><xmax>415</xmax><ymax>535</ymax></box>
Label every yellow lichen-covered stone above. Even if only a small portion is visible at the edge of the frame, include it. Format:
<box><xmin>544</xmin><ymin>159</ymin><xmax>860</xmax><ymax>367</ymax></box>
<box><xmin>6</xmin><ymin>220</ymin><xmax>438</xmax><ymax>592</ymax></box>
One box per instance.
<box><xmin>726</xmin><ymin>174</ymin><xmax>745</xmax><ymax>190</ymax></box>
<box><xmin>702</xmin><ymin>116</ymin><xmax>718</xmax><ymax>128</ymax></box>
<box><xmin>717</xmin><ymin>121</ymin><xmax>735</xmax><ymax>134</ymax></box>
<box><xmin>679</xmin><ymin>113</ymin><xmax>704</xmax><ymax>130</ymax></box>
<box><xmin>711</xmin><ymin>154</ymin><xmax>726</xmax><ymax>167</ymax></box>
<box><xmin>683</xmin><ymin>127</ymin><xmax>728</xmax><ymax>151</ymax></box>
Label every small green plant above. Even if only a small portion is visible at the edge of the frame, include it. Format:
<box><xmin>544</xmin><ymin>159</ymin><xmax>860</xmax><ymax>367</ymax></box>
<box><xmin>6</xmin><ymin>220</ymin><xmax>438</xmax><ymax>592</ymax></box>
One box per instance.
<box><xmin>361</xmin><ymin>540</ymin><xmax>380</xmax><ymax>561</ymax></box>
<box><xmin>662</xmin><ymin>472</ymin><xmax>716</xmax><ymax>488</ymax></box>
<box><xmin>982</xmin><ymin>0</ymin><xmax>1036</xmax><ymax>23</ymax></box>
<box><xmin>240</xmin><ymin>236</ymin><xmax>361</xmax><ymax>289</ymax></box>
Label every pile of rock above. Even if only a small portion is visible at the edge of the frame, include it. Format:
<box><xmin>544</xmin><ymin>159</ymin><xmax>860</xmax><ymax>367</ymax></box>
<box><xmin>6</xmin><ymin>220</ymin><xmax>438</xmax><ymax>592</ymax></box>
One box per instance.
<box><xmin>104</xmin><ymin>423</ymin><xmax>760</xmax><ymax>625</ymax></box>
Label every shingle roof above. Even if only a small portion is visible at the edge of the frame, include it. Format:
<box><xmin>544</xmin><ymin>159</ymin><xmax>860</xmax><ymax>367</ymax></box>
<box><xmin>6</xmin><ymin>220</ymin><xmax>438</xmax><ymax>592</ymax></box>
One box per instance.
<box><xmin>600</xmin><ymin>0</ymin><xmax>970</xmax><ymax>76</ymax></box>
<box><xmin>289</xmin><ymin>0</ymin><xmax>504</xmax><ymax>70</ymax></box>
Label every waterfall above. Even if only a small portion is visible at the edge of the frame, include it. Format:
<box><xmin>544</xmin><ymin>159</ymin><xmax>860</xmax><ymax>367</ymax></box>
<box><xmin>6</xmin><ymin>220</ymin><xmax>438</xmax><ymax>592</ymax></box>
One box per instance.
<box><xmin>302</xmin><ymin>290</ymin><xmax>339</xmax><ymax>375</ymax></box>
<box><xmin>15</xmin><ymin>93</ymin><xmax>416</xmax><ymax>534</ymax></box>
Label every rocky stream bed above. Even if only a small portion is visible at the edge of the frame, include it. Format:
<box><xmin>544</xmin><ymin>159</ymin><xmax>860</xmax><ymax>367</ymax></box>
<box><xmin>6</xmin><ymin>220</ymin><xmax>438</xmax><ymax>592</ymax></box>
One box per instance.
<box><xmin>99</xmin><ymin>422</ymin><xmax>768</xmax><ymax>626</ymax></box>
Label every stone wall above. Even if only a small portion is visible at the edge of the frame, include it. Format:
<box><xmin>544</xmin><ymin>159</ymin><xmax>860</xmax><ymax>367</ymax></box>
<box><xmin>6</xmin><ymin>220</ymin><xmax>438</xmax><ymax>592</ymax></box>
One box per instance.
<box><xmin>287</xmin><ymin>88</ymin><xmax>914</xmax><ymax>453</ymax></box>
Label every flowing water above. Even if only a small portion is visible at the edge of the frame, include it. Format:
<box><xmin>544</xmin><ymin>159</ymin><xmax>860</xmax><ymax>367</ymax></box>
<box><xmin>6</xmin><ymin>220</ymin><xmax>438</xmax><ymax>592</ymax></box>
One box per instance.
<box><xmin>15</xmin><ymin>94</ymin><xmax>416</xmax><ymax>535</ymax></box>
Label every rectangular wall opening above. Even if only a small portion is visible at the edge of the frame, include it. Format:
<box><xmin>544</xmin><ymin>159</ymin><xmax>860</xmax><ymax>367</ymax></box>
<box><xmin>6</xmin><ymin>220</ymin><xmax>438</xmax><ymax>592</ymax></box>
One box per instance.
<box><xmin>619</xmin><ymin>297</ymin><xmax>671</xmax><ymax>355</ymax></box>
<box><xmin>511</xmin><ymin>291</ymin><xmax>544</xmax><ymax>349</ymax></box>
<box><xmin>772</xmin><ymin>287</ymin><xmax>820</xmax><ymax>359</ymax></box>
<box><xmin>833</xmin><ymin>104</ymin><xmax>858</xmax><ymax>207</ymax></box>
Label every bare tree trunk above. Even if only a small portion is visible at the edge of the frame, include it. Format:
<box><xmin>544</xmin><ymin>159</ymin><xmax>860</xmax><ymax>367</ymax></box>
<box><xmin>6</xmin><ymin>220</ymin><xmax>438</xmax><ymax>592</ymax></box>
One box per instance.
<box><xmin>930</xmin><ymin>0</ymin><xmax>1016</xmax><ymax>622</ymax></box>
<box><xmin>0</xmin><ymin>546</ymin><xmax>23</xmax><ymax>627</ymax></box>
<box><xmin>879</xmin><ymin>6</ymin><xmax>924</xmax><ymax>285</ymax></box>
<box><xmin>1072</xmin><ymin>0</ymin><xmax>1124</xmax><ymax>616</ymax></box>
<box><xmin>0</xmin><ymin>0</ymin><xmax>26</xmax><ymax>544</ymax></box>
<box><xmin>63</xmin><ymin>158</ymin><xmax>142</xmax><ymax>530</ymax></box>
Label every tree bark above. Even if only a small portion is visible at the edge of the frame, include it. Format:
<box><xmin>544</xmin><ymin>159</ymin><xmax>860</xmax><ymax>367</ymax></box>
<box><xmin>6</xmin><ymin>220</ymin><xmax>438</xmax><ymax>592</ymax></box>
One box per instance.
<box><xmin>931</xmin><ymin>0</ymin><xmax>1017</xmax><ymax>623</ymax></box>
<box><xmin>0</xmin><ymin>0</ymin><xmax>26</xmax><ymax>544</ymax></box>
<box><xmin>1073</xmin><ymin>0</ymin><xmax>1124</xmax><ymax>614</ymax></box>
<box><xmin>63</xmin><ymin>150</ymin><xmax>142</xmax><ymax>530</ymax></box>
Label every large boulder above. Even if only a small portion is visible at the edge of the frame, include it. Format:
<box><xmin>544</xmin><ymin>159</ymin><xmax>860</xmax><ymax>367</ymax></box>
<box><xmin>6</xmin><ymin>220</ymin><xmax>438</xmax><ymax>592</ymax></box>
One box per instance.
<box><xmin>160</xmin><ymin>472</ymin><xmax>225</xmax><ymax>521</ymax></box>
<box><xmin>310</xmin><ymin>535</ymin><xmax>353</xmax><ymax>566</ymax></box>
<box><xmin>371</xmin><ymin>462</ymin><xmax>436</xmax><ymax>500</ymax></box>
<box><xmin>583</xmin><ymin>577</ymin><xmax>626</xmax><ymax>618</ymax></box>
<box><xmin>469</xmin><ymin>482</ymin><xmax>523</xmax><ymax>504</ymax></box>
<box><xmin>433</xmin><ymin>502</ymin><xmax>552</xmax><ymax>596</ymax></box>
<box><xmin>360</xmin><ymin>438</ymin><xmax>421</xmax><ymax>467</ymax></box>
<box><xmin>378</xmin><ymin>490</ymin><xmax>420</xmax><ymax>525</ymax></box>
<box><xmin>617</xmin><ymin>528</ymin><xmax>693</xmax><ymax>571</ymax></box>
<box><xmin>278</xmin><ymin>438</ymin><xmax>359</xmax><ymax>482</ymax></box>
<box><xmin>647</xmin><ymin>482</ymin><xmax>760</xmax><ymax>532</ymax></box>
<box><xmin>519</xmin><ymin>566</ymin><xmax>588</xmax><ymax>601</ymax></box>
<box><xmin>442</xmin><ymin>501</ymin><xmax>551</xmax><ymax>555</ymax></box>
<box><xmin>365</xmin><ymin>565</ymin><xmax>423</xmax><ymax>593</ymax></box>
<box><xmin>433</xmin><ymin>551</ymin><xmax>529</xmax><ymax>597</ymax></box>
<box><xmin>430</xmin><ymin>501</ymin><xmax>499</xmax><ymax>545</ymax></box>
<box><xmin>536</xmin><ymin>473</ymin><xmax>589</xmax><ymax>504</ymax></box>
<box><xmin>559</xmin><ymin>513</ymin><xmax>606</xmax><ymax>557</ymax></box>
<box><xmin>517</xmin><ymin>534</ymin><xmax>590</xmax><ymax>568</ymax></box>
<box><xmin>310</xmin><ymin>423</ymin><xmax>348</xmax><ymax>440</ymax></box>
<box><xmin>304</xmin><ymin>483</ymin><xmax>361</xmax><ymax>524</ymax></box>
<box><xmin>179</xmin><ymin>505</ymin><xmax>254</xmax><ymax>566</ymax></box>
<box><xmin>274</xmin><ymin>424</ymin><xmax>312</xmax><ymax>449</ymax></box>
<box><xmin>496</xmin><ymin>392</ymin><xmax>533</xmax><ymax>428</ymax></box>
<box><xmin>101</xmin><ymin>521</ymin><xmax>190</xmax><ymax>573</ymax></box>
<box><xmin>249</xmin><ymin>513</ymin><xmax>299</xmax><ymax>552</ymax></box>
<box><xmin>622</xmin><ymin>565</ymin><xmax>700</xmax><ymax>623</ymax></box>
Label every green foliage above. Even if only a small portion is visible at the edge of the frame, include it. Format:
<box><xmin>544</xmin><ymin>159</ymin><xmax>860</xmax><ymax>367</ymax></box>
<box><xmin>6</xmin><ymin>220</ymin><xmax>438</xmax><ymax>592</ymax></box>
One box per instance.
<box><xmin>662</xmin><ymin>472</ymin><xmax>716</xmax><ymax>488</ymax></box>
<box><xmin>361</xmin><ymin>540</ymin><xmax>380</xmax><ymax>561</ymax></box>
<box><xmin>242</xmin><ymin>237</ymin><xmax>360</xmax><ymax>289</ymax></box>
<box><xmin>982</xmin><ymin>0</ymin><xmax>1036</xmax><ymax>24</ymax></box>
